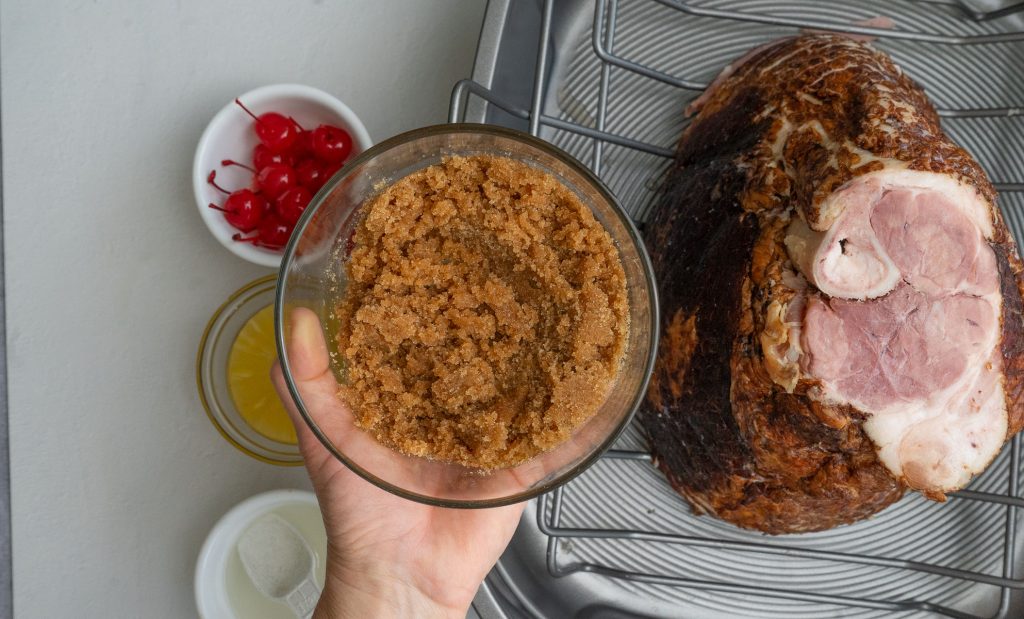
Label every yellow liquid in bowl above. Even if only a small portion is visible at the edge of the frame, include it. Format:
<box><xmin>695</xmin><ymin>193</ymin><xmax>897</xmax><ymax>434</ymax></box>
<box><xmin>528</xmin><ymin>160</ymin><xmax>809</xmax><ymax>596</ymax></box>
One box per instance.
<box><xmin>228</xmin><ymin>305</ymin><xmax>297</xmax><ymax>445</ymax></box>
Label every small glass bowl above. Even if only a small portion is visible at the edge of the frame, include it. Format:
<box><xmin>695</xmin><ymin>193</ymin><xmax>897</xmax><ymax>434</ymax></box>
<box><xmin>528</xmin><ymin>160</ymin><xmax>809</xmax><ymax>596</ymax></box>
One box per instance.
<box><xmin>197</xmin><ymin>275</ymin><xmax>303</xmax><ymax>466</ymax></box>
<box><xmin>276</xmin><ymin>124</ymin><xmax>659</xmax><ymax>506</ymax></box>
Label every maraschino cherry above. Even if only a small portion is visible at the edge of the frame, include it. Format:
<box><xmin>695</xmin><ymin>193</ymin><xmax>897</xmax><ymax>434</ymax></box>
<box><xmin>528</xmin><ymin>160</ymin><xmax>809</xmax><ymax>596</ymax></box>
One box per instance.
<box><xmin>310</xmin><ymin>124</ymin><xmax>353</xmax><ymax>163</ymax></box>
<box><xmin>295</xmin><ymin>159</ymin><xmax>327</xmax><ymax>192</ymax></box>
<box><xmin>276</xmin><ymin>186</ymin><xmax>312</xmax><ymax>226</ymax></box>
<box><xmin>234</xmin><ymin>215</ymin><xmax>291</xmax><ymax>249</ymax></box>
<box><xmin>253</xmin><ymin>144</ymin><xmax>294</xmax><ymax>170</ymax></box>
<box><xmin>207</xmin><ymin>171</ymin><xmax>266</xmax><ymax>232</ymax></box>
<box><xmin>207</xmin><ymin>101</ymin><xmax>359</xmax><ymax>252</ymax></box>
<box><xmin>220</xmin><ymin>159</ymin><xmax>296</xmax><ymax>201</ymax></box>
<box><xmin>256</xmin><ymin>164</ymin><xmax>296</xmax><ymax>200</ymax></box>
<box><xmin>235</xmin><ymin>98</ymin><xmax>297</xmax><ymax>153</ymax></box>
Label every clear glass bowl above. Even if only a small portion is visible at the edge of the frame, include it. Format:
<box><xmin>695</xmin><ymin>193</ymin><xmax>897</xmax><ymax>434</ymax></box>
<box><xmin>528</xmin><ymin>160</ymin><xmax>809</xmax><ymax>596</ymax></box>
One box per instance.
<box><xmin>197</xmin><ymin>275</ymin><xmax>303</xmax><ymax>466</ymax></box>
<box><xmin>275</xmin><ymin>124</ymin><xmax>658</xmax><ymax>507</ymax></box>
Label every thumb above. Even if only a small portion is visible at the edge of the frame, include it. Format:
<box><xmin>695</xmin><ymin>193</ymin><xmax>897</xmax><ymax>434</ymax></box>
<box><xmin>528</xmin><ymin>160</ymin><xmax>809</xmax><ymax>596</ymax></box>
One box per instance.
<box><xmin>272</xmin><ymin>307</ymin><xmax>425</xmax><ymax>491</ymax></box>
<box><xmin>270</xmin><ymin>361</ymin><xmax>322</xmax><ymax>460</ymax></box>
<box><xmin>285</xmin><ymin>306</ymin><xmax>331</xmax><ymax>382</ymax></box>
<box><xmin>271</xmin><ymin>307</ymin><xmax>340</xmax><ymax>465</ymax></box>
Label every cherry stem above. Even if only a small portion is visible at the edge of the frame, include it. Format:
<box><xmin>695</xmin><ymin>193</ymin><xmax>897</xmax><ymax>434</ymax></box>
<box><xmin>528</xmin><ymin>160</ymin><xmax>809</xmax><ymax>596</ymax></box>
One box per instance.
<box><xmin>208</xmin><ymin>203</ymin><xmax>236</xmax><ymax>214</ymax></box>
<box><xmin>221</xmin><ymin>159</ymin><xmax>256</xmax><ymax>173</ymax></box>
<box><xmin>231</xmin><ymin>232</ymin><xmax>282</xmax><ymax>249</ymax></box>
<box><xmin>289</xmin><ymin>116</ymin><xmax>305</xmax><ymax>132</ymax></box>
<box><xmin>207</xmin><ymin>170</ymin><xmax>232</xmax><ymax>195</ymax></box>
<box><xmin>234</xmin><ymin>98</ymin><xmax>263</xmax><ymax>126</ymax></box>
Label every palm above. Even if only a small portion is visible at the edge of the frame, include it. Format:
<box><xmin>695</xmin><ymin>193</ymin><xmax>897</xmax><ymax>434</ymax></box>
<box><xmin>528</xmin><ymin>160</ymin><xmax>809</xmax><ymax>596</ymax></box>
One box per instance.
<box><xmin>300</xmin><ymin>431</ymin><xmax>522</xmax><ymax>609</ymax></box>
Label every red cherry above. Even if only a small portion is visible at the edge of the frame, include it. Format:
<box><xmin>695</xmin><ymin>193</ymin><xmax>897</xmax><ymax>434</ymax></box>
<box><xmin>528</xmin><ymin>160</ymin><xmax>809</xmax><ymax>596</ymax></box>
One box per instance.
<box><xmin>275</xmin><ymin>186</ymin><xmax>312</xmax><ymax>225</ymax></box>
<box><xmin>235</xmin><ymin>99</ymin><xmax>297</xmax><ymax>153</ymax></box>
<box><xmin>323</xmin><ymin>162</ymin><xmax>343</xmax><ymax>182</ymax></box>
<box><xmin>310</xmin><ymin>125</ymin><xmax>353</xmax><ymax>163</ymax></box>
<box><xmin>256</xmin><ymin>163</ymin><xmax>296</xmax><ymax>200</ymax></box>
<box><xmin>290</xmin><ymin>129</ymin><xmax>315</xmax><ymax>159</ymax></box>
<box><xmin>208</xmin><ymin>190</ymin><xmax>266</xmax><ymax>232</ymax></box>
<box><xmin>253</xmin><ymin>144</ymin><xmax>294</xmax><ymax>170</ymax></box>
<box><xmin>232</xmin><ymin>216</ymin><xmax>291</xmax><ymax>249</ymax></box>
<box><xmin>237</xmin><ymin>216</ymin><xmax>291</xmax><ymax>248</ymax></box>
<box><xmin>295</xmin><ymin>159</ymin><xmax>328</xmax><ymax>192</ymax></box>
<box><xmin>259</xmin><ymin>216</ymin><xmax>292</xmax><ymax>248</ymax></box>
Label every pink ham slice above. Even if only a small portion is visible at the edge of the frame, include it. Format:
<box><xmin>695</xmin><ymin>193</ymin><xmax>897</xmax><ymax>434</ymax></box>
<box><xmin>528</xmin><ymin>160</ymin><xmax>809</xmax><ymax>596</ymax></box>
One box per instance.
<box><xmin>795</xmin><ymin>170</ymin><xmax>1006</xmax><ymax>493</ymax></box>
<box><xmin>804</xmin><ymin>285</ymin><xmax>995</xmax><ymax>407</ymax></box>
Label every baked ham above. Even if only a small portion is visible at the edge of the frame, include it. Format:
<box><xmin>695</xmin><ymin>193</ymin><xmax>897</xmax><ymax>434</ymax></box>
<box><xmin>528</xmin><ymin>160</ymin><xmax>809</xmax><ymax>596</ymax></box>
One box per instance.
<box><xmin>642</xmin><ymin>34</ymin><xmax>1024</xmax><ymax>534</ymax></box>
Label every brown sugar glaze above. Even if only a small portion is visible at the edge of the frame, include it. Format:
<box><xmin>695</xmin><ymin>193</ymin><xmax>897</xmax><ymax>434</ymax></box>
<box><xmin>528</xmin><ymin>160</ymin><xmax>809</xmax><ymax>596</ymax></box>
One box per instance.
<box><xmin>335</xmin><ymin>156</ymin><xmax>629</xmax><ymax>469</ymax></box>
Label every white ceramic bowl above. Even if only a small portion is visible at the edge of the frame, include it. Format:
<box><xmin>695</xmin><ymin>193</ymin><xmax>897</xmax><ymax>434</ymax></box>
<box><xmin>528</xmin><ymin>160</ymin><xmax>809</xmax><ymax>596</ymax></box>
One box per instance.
<box><xmin>195</xmin><ymin>489</ymin><xmax>327</xmax><ymax>619</ymax></box>
<box><xmin>193</xmin><ymin>84</ymin><xmax>373</xmax><ymax>267</ymax></box>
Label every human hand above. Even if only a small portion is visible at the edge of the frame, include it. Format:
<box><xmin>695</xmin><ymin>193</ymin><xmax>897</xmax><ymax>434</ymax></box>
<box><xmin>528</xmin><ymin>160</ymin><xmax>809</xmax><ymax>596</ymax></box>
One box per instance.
<box><xmin>271</xmin><ymin>308</ymin><xmax>525</xmax><ymax>618</ymax></box>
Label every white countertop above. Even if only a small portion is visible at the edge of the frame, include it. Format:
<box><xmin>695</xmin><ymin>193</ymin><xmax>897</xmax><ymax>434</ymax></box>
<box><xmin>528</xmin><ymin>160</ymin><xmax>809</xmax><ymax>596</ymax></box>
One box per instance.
<box><xmin>0</xmin><ymin>1</ymin><xmax>486</xmax><ymax>616</ymax></box>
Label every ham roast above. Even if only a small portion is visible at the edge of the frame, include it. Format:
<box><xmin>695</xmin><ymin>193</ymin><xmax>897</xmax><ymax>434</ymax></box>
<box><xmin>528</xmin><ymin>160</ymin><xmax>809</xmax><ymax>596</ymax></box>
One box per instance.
<box><xmin>641</xmin><ymin>34</ymin><xmax>1024</xmax><ymax>534</ymax></box>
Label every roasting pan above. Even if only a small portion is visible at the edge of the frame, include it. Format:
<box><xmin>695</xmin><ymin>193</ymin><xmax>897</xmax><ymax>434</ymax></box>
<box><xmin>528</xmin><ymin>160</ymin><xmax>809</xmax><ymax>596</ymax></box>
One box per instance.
<box><xmin>458</xmin><ymin>1</ymin><xmax>1024</xmax><ymax>617</ymax></box>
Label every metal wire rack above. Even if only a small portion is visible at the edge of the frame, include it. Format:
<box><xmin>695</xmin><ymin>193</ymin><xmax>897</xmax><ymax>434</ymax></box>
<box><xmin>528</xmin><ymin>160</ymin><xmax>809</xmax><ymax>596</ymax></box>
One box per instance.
<box><xmin>537</xmin><ymin>441</ymin><xmax>1021</xmax><ymax>618</ymax></box>
<box><xmin>451</xmin><ymin>0</ymin><xmax>1024</xmax><ymax>188</ymax></box>
<box><xmin>450</xmin><ymin>0</ymin><xmax>1024</xmax><ymax>616</ymax></box>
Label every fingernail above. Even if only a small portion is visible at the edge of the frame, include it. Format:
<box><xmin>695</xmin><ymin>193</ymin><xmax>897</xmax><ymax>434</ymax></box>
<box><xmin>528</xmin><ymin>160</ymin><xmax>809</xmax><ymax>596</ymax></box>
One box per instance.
<box><xmin>292</xmin><ymin>309</ymin><xmax>319</xmax><ymax>350</ymax></box>
<box><xmin>288</xmin><ymin>308</ymin><xmax>329</xmax><ymax>381</ymax></box>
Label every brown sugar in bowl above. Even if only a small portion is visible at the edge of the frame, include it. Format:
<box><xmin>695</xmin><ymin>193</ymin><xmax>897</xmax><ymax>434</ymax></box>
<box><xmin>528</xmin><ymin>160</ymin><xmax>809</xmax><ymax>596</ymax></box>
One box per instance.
<box><xmin>276</xmin><ymin>125</ymin><xmax>658</xmax><ymax>508</ymax></box>
<box><xmin>336</xmin><ymin>155</ymin><xmax>630</xmax><ymax>470</ymax></box>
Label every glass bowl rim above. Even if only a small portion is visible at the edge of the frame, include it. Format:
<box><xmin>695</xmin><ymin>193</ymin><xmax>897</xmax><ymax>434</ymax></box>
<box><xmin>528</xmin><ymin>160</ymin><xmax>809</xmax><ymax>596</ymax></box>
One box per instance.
<box><xmin>196</xmin><ymin>273</ymin><xmax>303</xmax><ymax>467</ymax></box>
<box><xmin>275</xmin><ymin>123</ymin><xmax>660</xmax><ymax>507</ymax></box>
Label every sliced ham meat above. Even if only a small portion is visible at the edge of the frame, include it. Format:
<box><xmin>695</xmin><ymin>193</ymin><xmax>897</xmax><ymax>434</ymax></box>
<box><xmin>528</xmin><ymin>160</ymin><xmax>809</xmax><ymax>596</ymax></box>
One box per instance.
<box><xmin>785</xmin><ymin>172</ymin><xmax>997</xmax><ymax>300</ymax></box>
<box><xmin>795</xmin><ymin>174</ymin><xmax>1004</xmax><ymax>492</ymax></box>
<box><xmin>643</xmin><ymin>34</ymin><xmax>1024</xmax><ymax>533</ymax></box>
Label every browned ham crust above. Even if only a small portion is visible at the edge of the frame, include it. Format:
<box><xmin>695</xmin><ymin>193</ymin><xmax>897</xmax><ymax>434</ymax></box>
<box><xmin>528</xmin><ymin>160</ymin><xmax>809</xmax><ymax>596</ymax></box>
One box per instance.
<box><xmin>642</xmin><ymin>34</ymin><xmax>1024</xmax><ymax>534</ymax></box>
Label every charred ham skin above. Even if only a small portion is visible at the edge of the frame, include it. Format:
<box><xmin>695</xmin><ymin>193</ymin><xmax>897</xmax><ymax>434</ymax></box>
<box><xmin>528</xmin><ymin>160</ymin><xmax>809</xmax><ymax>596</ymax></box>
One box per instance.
<box><xmin>642</xmin><ymin>34</ymin><xmax>1024</xmax><ymax>534</ymax></box>
<box><xmin>642</xmin><ymin>95</ymin><xmax>903</xmax><ymax>533</ymax></box>
<box><xmin>996</xmin><ymin>245</ymin><xmax>1024</xmax><ymax>436</ymax></box>
<box><xmin>643</xmin><ymin>88</ymin><xmax>763</xmax><ymax>508</ymax></box>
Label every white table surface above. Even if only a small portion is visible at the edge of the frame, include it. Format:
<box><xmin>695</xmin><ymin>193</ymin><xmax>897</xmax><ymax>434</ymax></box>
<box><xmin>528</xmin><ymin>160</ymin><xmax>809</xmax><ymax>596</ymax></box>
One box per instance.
<box><xmin>0</xmin><ymin>1</ymin><xmax>487</xmax><ymax>616</ymax></box>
